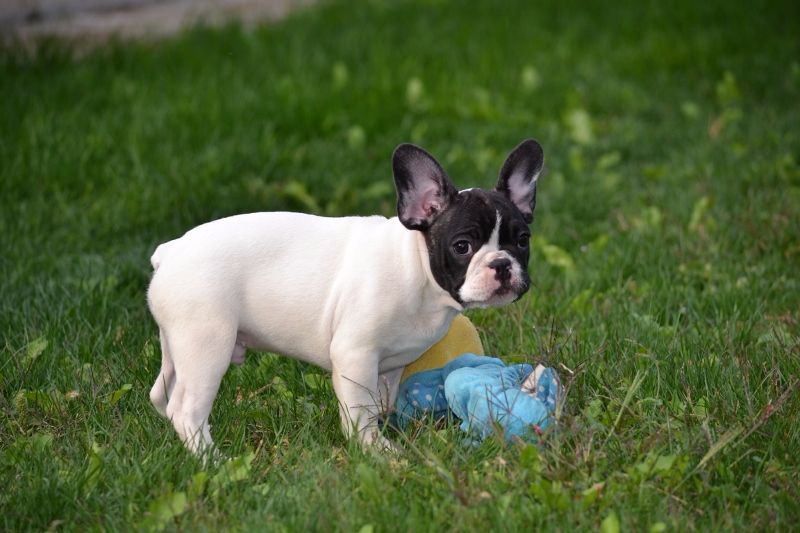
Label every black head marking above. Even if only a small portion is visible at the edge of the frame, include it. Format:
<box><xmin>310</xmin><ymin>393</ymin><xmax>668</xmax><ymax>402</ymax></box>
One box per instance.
<box><xmin>390</xmin><ymin>139</ymin><xmax>542</xmax><ymax>306</ymax></box>
<box><xmin>495</xmin><ymin>139</ymin><xmax>544</xmax><ymax>224</ymax></box>
<box><xmin>423</xmin><ymin>189</ymin><xmax>532</xmax><ymax>304</ymax></box>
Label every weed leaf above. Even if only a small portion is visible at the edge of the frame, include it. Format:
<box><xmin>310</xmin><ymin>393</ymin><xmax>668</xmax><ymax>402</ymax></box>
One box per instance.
<box><xmin>601</xmin><ymin>511</ymin><xmax>620</xmax><ymax>533</ymax></box>
<box><xmin>24</xmin><ymin>336</ymin><xmax>48</xmax><ymax>367</ymax></box>
<box><xmin>209</xmin><ymin>452</ymin><xmax>255</xmax><ymax>498</ymax></box>
<box><xmin>144</xmin><ymin>490</ymin><xmax>188</xmax><ymax>532</ymax></box>
<box><xmin>109</xmin><ymin>383</ymin><xmax>133</xmax><ymax>406</ymax></box>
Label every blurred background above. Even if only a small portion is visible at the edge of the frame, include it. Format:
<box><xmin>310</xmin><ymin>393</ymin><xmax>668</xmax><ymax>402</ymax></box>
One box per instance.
<box><xmin>1</xmin><ymin>0</ymin><xmax>798</xmax><ymax>530</ymax></box>
<box><xmin>1</xmin><ymin>0</ymin><xmax>315</xmax><ymax>44</ymax></box>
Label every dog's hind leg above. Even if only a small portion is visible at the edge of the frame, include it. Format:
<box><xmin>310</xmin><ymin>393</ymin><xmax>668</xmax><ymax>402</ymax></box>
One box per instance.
<box><xmin>164</xmin><ymin>324</ymin><xmax>235</xmax><ymax>455</ymax></box>
<box><xmin>149</xmin><ymin>329</ymin><xmax>175</xmax><ymax>418</ymax></box>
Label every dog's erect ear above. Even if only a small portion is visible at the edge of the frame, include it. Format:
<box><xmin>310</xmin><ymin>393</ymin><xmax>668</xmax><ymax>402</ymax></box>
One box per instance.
<box><xmin>495</xmin><ymin>139</ymin><xmax>544</xmax><ymax>224</ymax></box>
<box><xmin>393</xmin><ymin>144</ymin><xmax>458</xmax><ymax>231</ymax></box>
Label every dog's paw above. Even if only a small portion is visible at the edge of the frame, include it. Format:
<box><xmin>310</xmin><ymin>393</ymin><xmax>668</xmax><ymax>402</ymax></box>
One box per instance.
<box><xmin>375</xmin><ymin>435</ymin><xmax>401</xmax><ymax>454</ymax></box>
<box><xmin>361</xmin><ymin>430</ymin><xmax>400</xmax><ymax>454</ymax></box>
<box><xmin>197</xmin><ymin>446</ymin><xmax>225</xmax><ymax>468</ymax></box>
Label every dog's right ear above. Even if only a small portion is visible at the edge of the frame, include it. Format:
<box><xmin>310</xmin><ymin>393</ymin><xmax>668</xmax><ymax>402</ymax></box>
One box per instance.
<box><xmin>392</xmin><ymin>144</ymin><xmax>458</xmax><ymax>231</ymax></box>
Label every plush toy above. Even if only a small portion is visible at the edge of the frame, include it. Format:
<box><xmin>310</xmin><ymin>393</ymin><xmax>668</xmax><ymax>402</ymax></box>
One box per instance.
<box><xmin>395</xmin><ymin>316</ymin><xmax>560</xmax><ymax>442</ymax></box>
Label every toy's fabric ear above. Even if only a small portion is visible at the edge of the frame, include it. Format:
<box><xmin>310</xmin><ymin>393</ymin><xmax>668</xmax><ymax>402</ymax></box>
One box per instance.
<box><xmin>495</xmin><ymin>139</ymin><xmax>544</xmax><ymax>224</ymax></box>
<box><xmin>393</xmin><ymin>144</ymin><xmax>458</xmax><ymax>231</ymax></box>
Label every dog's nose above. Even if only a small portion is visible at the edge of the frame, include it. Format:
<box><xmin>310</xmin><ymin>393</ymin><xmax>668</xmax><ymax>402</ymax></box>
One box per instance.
<box><xmin>489</xmin><ymin>258</ymin><xmax>512</xmax><ymax>281</ymax></box>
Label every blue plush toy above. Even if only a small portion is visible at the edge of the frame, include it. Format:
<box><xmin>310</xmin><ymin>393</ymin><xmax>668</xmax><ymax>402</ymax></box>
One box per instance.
<box><xmin>394</xmin><ymin>353</ymin><xmax>561</xmax><ymax>442</ymax></box>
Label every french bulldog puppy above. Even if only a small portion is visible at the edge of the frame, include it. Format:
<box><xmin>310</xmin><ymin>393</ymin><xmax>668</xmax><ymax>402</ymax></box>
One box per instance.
<box><xmin>147</xmin><ymin>139</ymin><xmax>544</xmax><ymax>454</ymax></box>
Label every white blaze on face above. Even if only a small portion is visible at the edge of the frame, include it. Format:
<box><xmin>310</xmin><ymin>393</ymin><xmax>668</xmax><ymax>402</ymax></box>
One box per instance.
<box><xmin>458</xmin><ymin>211</ymin><xmax>525</xmax><ymax>309</ymax></box>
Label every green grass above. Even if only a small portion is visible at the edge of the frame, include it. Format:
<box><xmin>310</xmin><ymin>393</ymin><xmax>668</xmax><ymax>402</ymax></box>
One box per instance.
<box><xmin>2</xmin><ymin>0</ymin><xmax>799</xmax><ymax>530</ymax></box>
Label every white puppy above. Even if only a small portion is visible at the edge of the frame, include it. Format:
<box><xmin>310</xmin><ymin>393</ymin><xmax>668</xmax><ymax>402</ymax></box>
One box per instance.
<box><xmin>147</xmin><ymin>139</ymin><xmax>544</xmax><ymax>453</ymax></box>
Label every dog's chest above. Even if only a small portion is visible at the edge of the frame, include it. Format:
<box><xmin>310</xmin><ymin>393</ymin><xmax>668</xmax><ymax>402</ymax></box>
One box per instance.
<box><xmin>373</xmin><ymin>303</ymin><xmax>460</xmax><ymax>373</ymax></box>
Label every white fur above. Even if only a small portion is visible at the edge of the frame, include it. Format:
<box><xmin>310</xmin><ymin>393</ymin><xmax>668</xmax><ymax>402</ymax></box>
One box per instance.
<box><xmin>147</xmin><ymin>212</ymin><xmax>462</xmax><ymax>453</ymax></box>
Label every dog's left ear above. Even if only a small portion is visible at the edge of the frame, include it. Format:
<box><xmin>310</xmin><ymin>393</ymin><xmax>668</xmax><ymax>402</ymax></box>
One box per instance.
<box><xmin>393</xmin><ymin>144</ymin><xmax>458</xmax><ymax>231</ymax></box>
<box><xmin>495</xmin><ymin>139</ymin><xmax>544</xmax><ymax>224</ymax></box>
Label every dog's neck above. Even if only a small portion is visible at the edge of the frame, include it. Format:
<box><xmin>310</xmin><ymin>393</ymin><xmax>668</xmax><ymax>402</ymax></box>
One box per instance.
<box><xmin>401</xmin><ymin>218</ymin><xmax>464</xmax><ymax>313</ymax></box>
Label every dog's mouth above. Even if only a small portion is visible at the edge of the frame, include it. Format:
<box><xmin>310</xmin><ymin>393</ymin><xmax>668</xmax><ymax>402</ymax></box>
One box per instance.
<box><xmin>499</xmin><ymin>277</ymin><xmax>529</xmax><ymax>296</ymax></box>
<box><xmin>498</xmin><ymin>276</ymin><xmax>532</xmax><ymax>304</ymax></box>
<box><xmin>462</xmin><ymin>281</ymin><xmax>528</xmax><ymax>309</ymax></box>
<box><xmin>511</xmin><ymin>280</ymin><xmax>531</xmax><ymax>302</ymax></box>
<box><xmin>456</xmin><ymin>261</ymin><xmax>531</xmax><ymax>309</ymax></box>
<box><xmin>495</xmin><ymin>285</ymin><xmax>513</xmax><ymax>297</ymax></box>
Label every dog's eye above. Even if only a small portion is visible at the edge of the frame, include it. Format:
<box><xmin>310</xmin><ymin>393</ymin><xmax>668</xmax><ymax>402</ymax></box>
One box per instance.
<box><xmin>517</xmin><ymin>234</ymin><xmax>530</xmax><ymax>248</ymax></box>
<box><xmin>453</xmin><ymin>240</ymin><xmax>472</xmax><ymax>256</ymax></box>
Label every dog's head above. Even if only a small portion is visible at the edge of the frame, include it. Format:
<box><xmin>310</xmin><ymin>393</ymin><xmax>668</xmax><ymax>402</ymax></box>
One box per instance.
<box><xmin>393</xmin><ymin>139</ymin><xmax>543</xmax><ymax>309</ymax></box>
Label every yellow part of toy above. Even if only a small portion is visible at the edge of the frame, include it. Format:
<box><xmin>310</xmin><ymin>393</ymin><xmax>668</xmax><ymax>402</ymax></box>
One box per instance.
<box><xmin>401</xmin><ymin>314</ymin><xmax>484</xmax><ymax>382</ymax></box>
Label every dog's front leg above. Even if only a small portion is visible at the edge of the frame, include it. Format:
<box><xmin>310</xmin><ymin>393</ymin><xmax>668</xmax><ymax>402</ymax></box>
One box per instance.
<box><xmin>330</xmin><ymin>350</ymin><xmax>393</xmax><ymax>450</ymax></box>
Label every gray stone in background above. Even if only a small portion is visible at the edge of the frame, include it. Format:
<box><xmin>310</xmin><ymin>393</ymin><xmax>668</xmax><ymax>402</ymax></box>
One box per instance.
<box><xmin>1</xmin><ymin>0</ymin><xmax>316</xmax><ymax>48</ymax></box>
<box><xmin>1</xmin><ymin>0</ymin><xmax>162</xmax><ymax>27</ymax></box>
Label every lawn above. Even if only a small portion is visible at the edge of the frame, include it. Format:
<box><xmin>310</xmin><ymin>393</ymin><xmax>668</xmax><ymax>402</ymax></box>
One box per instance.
<box><xmin>1</xmin><ymin>0</ymin><xmax>799</xmax><ymax>530</ymax></box>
